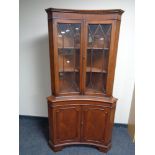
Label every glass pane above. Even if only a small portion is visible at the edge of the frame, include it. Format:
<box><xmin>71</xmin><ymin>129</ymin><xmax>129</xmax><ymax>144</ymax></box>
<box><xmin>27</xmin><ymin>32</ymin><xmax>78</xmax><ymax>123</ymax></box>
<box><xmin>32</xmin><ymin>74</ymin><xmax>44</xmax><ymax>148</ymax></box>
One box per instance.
<box><xmin>86</xmin><ymin>24</ymin><xmax>112</xmax><ymax>94</ymax></box>
<box><xmin>57</xmin><ymin>23</ymin><xmax>81</xmax><ymax>93</ymax></box>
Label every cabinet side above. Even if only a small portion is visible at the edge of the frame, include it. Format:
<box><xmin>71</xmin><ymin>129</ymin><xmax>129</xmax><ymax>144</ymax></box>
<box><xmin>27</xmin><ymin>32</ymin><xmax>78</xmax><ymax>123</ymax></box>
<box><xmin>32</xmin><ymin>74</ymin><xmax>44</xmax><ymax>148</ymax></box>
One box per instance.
<box><xmin>46</xmin><ymin>11</ymin><xmax>56</xmax><ymax>95</ymax></box>
<box><xmin>106</xmin><ymin>19</ymin><xmax>122</xmax><ymax>96</ymax></box>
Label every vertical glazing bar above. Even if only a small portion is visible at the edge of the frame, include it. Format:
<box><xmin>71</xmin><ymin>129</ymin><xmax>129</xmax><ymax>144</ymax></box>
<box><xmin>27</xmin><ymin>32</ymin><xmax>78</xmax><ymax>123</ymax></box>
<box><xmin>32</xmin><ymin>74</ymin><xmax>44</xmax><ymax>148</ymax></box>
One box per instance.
<box><xmin>73</xmin><ymin>27</ymin><xmax>76</xmax><ymax>90</ymax></box>
<box><xmin>102</xmin><ymin>49</ymin><xmax>105</xmax><ymax>93</ymax></box>
<box><xmin>102</xmin><ymin>24</ymin><xmax>106</xmax><ymax>93</ymax></box>
<box><xmin>90</xmin><ymin>49</ymin><xmax>93</xmax><ymax>88</ymax></box>
<box><xmin>68</xmin><ymin>23</ymin><xmax>77</xmax><ymax>91</ymax></box>
<box><xmin>62</xmin><ymin>32</ymin><xmax>65</xmax><ymax>85</ymax></box>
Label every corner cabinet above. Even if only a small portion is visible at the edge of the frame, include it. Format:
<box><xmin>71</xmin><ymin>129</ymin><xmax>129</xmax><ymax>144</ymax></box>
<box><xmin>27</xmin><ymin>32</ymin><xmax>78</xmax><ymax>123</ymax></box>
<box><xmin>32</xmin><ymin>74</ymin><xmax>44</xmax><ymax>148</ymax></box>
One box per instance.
<box><xmin>46</xmin><ymin>8</ymin><xmax>124</xmax><ymax>152</ymax></box>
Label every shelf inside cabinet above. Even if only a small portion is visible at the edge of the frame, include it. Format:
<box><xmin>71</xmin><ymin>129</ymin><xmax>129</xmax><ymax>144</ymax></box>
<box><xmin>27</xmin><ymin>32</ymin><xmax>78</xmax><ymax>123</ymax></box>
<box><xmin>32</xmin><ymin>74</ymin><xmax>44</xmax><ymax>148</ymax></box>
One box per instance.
<box><xmin>86</xmin><ymin>88</ymin><xmax>106</xmax><ymax>94</ymax></box>
<box><xmin>86</xmin><ymin>67</ymin><xmax>107</xmax><ymax>73</ymax></box>
<box><xmin>87</xmin><ymin>47</ymin><xmax>109</xmax><ymax>50</ymax></box>
<box><xmin>59</xmin><ymin>68</ymin><xmax>106</xmax><ymax>73</ymax></box>
<box><xmin>59</xmin><ymin>68</ymin><xmax>79</xmax><ymax>72</ymax></box>
<box><xmin>58</xmin><ymin>47</ymin><xmax>80</xmax><ymax>50</ymax></box>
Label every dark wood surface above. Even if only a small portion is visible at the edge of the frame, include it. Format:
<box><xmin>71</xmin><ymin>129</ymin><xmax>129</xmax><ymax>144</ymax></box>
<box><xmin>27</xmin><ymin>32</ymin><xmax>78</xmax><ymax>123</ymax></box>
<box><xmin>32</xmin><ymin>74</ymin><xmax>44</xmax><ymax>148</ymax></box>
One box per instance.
<box><xmin>45</xmin><ymin>8</ymin><xmax>124</xmax><ymax>15</ymax></box>
<box><xmin>82</xmin><ymin>105</ymin><xmax>109</xmax><ymax>143</ymax></box>
<box><xmin>52</xmin><ymin>105</ymin><xmax>81</xmax><ymax>143</ymax></box>
<box><xmin>46</xmin><ymin>8</ymin><xmax>123</xmax><ymax>152</ymax></box>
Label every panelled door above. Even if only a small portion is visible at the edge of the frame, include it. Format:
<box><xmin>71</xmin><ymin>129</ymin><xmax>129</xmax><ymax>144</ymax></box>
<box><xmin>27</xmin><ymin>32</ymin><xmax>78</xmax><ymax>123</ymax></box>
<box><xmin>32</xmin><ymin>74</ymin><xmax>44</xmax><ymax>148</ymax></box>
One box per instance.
<box><xmin>53</xmin><ymin>19</ymin><xmax>84</xmax><ymax>95</ymax></box>
<box><xmin>53</xmin><ymin>105</ymin><xmax>81</xmax><ymax>143</ymax></box>
<box><xmin>81</xmin><ymin>105</ymin><xmax>110</xmax><ymax>143</ymax></box>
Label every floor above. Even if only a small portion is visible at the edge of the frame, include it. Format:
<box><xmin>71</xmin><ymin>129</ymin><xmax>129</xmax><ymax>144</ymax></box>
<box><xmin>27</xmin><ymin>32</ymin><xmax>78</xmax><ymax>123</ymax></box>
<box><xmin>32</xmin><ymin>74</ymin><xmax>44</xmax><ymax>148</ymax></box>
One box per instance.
<box><xmin>19</xmin><ymin>116</ymin><xmax>135</xmax><ymax>155</ymax></box>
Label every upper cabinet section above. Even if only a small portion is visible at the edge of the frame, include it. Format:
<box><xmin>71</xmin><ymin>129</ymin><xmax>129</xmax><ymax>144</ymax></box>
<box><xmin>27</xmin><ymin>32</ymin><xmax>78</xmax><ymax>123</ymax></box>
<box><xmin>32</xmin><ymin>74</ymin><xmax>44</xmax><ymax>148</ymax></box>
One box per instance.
<box><xmin>46</xmin><ymin>8</ymin><xmax>124</xmax><ymax>97</ymax></box>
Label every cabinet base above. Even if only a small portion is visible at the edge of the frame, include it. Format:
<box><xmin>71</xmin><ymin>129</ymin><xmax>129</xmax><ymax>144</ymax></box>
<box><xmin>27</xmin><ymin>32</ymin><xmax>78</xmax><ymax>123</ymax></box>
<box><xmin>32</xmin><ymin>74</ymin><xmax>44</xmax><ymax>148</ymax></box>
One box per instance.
<box><xmin>49</xmin><ymin>140</ymin><xmax>111</xmax><ymax>153</ymax></box>
<box><xmin>98</xmin><ymin>145</ymin><xmax>111</xmax><ymax>153</ymax></box>
<box><xmin>49</xmin><ymin>141</ymin><xmax>63</xmax><ymax>152</ymax></box>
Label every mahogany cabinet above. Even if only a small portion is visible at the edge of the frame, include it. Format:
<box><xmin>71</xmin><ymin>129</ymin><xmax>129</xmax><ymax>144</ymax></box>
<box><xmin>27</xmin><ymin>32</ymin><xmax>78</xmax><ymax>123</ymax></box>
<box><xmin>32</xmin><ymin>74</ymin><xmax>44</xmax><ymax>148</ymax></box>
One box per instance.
<box><xmin>46</xmin><ymin>8</ymin><xmax>124</xmax><ymax>152</ymax></box>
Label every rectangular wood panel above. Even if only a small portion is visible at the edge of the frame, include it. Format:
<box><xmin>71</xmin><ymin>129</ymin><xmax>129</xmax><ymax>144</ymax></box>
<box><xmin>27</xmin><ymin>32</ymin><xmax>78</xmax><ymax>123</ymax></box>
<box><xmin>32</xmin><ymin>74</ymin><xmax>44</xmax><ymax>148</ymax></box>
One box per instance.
<box><xmin>54</xmin><ymin>106</ymin><xmax>81</xmax><ymax>143</ymax></box>
<box><xmin>82</xmin><ymin>106</ymin><xmax>109</xmax><ymax>143</ymax></box>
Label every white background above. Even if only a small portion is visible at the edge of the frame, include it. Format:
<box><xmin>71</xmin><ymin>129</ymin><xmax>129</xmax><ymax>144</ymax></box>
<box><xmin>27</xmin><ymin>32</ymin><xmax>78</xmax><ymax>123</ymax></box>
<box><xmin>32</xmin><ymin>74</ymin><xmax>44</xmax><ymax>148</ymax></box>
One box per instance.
<box><xmin>19</xmin><ymin>0</ymin><xmax>134</xmax><ymax>124</ymax></box>
<box><xmin>1</xmin><ymin>0</ymin><xmax>155</xmax><ymax>155</ymax></box>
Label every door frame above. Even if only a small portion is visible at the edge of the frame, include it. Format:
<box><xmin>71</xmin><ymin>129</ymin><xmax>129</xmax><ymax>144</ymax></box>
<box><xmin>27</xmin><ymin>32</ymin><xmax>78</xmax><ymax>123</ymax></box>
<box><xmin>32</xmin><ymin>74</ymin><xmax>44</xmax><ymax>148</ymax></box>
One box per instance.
<box><xmin>52</xmin><ymin>19</ymin><xmax>84</xmax><ymax>96</ymax></box>
<box><xmin>83</xmin><ymin>20</ymin><xmax>116</xmax><ymax>96</ymax></box>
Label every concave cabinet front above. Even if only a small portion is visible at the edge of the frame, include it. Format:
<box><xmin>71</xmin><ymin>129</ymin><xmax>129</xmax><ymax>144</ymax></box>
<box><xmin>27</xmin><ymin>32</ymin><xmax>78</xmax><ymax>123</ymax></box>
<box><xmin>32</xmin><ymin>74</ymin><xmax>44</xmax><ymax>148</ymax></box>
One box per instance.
<box><xmin>46</xmin><ymin>8</ymin><xmax>124</xmax><ymax>152</ymax></box>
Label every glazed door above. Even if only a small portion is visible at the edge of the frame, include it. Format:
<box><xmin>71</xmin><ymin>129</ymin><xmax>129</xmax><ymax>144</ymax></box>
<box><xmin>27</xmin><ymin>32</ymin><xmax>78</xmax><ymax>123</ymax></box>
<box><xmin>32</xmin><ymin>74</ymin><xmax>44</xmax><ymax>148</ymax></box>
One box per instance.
<box><xmin>53</xmin><ymin>19</ymin><xmax>83</xmax><ymax>95</ymax></box>
<box><xmin>83</xmin><ymin>21</ymin><xmax>113</xmax><ymax>96</ymax></box>
<box><xmin>82</xmin><ymin>105</ymin><xmax>109</xmax><ymax>143</ymax></box>
<box><xmin>53</xmin><ymin>105</ymin><xmax>81</xmax><ymax>143</ymax></box>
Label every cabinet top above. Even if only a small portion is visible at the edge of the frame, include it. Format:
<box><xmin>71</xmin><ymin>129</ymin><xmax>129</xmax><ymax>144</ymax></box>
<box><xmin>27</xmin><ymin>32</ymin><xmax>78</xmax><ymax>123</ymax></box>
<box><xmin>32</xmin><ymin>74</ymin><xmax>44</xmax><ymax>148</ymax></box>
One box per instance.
<box><xmin>45</xmin><ymin>8</ymin><xmax>124</xmax><ymax>15</ymax></box>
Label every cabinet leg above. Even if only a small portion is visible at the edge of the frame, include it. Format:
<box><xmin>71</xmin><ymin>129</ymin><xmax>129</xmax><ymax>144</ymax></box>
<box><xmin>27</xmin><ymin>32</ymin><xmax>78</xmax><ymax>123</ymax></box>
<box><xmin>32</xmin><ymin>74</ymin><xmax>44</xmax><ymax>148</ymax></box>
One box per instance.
<box><xmin>49</xmin><ymin>140</ymin><xmax>63</xmax><ymax>152</ymax></box>
<box><xmin>52</xmin><ymin>146</ymin><xmax>63</xmax><ymax>152</ymax></box>
<box><xmin>98</xmin><ymin>146</ymin><xmax>111</xmax><ymax>153</ymax></box>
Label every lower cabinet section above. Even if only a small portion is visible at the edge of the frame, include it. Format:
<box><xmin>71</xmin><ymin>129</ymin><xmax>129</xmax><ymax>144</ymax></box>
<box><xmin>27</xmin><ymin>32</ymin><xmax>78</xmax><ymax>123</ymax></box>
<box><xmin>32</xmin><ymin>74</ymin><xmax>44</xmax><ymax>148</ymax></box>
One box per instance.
<box><xmin>47</xmin><ymin>96</ymin><xmax>116</xmax><ymax>152</ymax></box>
